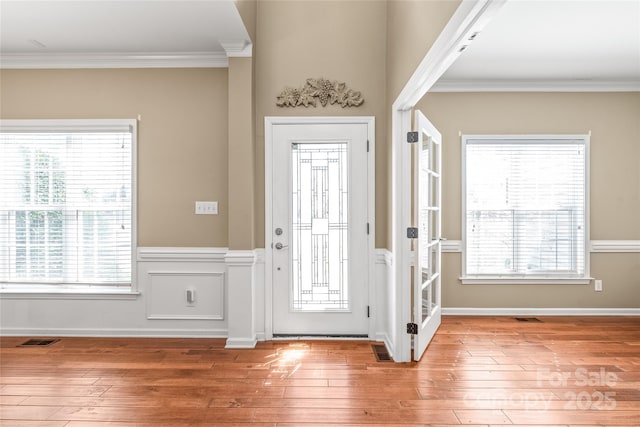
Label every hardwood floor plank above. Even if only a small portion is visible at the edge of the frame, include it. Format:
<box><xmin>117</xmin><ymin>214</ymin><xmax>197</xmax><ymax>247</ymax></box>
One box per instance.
<box><xmin>0</xmin><ymin>421</ymin><xmax>69</xmax><ymax>427</ymax></box>
<box><xmin>208</xmin><ymin>397</ymin><xmax>402</xmax><ymax>409</ymax></box>
<box><xmin>64</xmin><ymin>423</ymin><xmax>276</xmax><ymax>427</ymax></box>
<box><xmin>453</xmin><ymin>409</ymin><xmax>511</xmax><ymax>424</ymax></box>
<box><xmin>0</xmin><ymin>385</ymin><xmax>109</xmax><ymax>397</ymax></box>
<box><xmin>505</xmin><ymin>409</ymin><xmax>640</xmax><ymax>425</ymax></box>
<box><xmin>0</xmin><ymin>405</ymin><xmax>62</xmax><ymax>421</ymax></box>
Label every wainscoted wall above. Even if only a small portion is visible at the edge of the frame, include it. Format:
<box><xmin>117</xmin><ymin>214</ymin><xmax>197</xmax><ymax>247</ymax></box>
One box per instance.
<box><xmin>1</xmin><ymin>244</ymin><xmax>636</xmax><ymax>351</ymax></box>
<box><xmin>0</xmin><ymin>247</ymin><xmax>391</xmax><ymax>344</ymax></box>
<box><xmin>0</xmin><ymin>248</ymin><xmax>231</xmax><ymax>337</ymax></box>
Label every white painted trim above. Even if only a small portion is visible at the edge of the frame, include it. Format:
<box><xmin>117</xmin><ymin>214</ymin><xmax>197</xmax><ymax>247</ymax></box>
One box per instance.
<box><xmin>391</xmin><ymin>0</ymin><xmax>507</xmax><ymax>363</ymax></box>
<box><xmin>224</xmin><ymin>250</ymin><xmax>257</xmax><ymax>265</ymax></box>
<box><xmin>225</xmin><ymin>249</ymin><xmax>258</xmax><ymax>349</ymax></box>
<box><xmin>442</xmin><ymin>240</ymin><xmax>462</xmax><ymax>253</ymax></box>
<box><xmin>0</xmin><ymin>52</ymin><xmax>229</xmax><ymax>69</ymax></box>
<box><xmin>443</xmin><ymin>308</ymin><xmax>640</xmax><ymax>316</ymax></box>
<box><xmin>394</xmin><ymin>0</ymin><xmax>507</xmax><ymax>110</ymax></box>
<box><xmin>225</xmin><ymin>337</ymin><xmax>258</xmax><ymax>349</ymax></box>
<box><xmin>0</xmin><ymin>327</ymin><xmax>228</xmax><ymax>338</ymax></box>
<box><xmin>0</xmin><ymin>288</ymin><xmax>140</xmax><ymax>300</ymax></box>
<box><xmin>590</xmin><ymin>240</ymin><xmax>640</xmax><ymax>253</ymax></box>
<box><xmin>220</xmin><ymin>40</ymin><xmax>253</xmax><ymax>58</ymax></box>
<box><xmin>392</xmin><ymin>107</ymin><xmax>413</xmax><ymax>363</ymax></box>
<box><xmin>375</xmin><ymin>248</ymin><xmax>393</xmax><ymax>266</ymax></box>
<box><xmin>137</xmin><ymin>247</ymin><xmax>228</xmax><ymax>262</ymax></box>
<box><xmin>145</xmin><ymin>271</ymin><xmax>225</xmax><ymax>320</ymax></box>
<box><xmin>431</xmin><ymin>79</ymin><xmax>640</xmax><ymax>92</ymax></box>
<box><xmin>254</xmin><ymin>248</ymin><xmax>265</xmax><ymax>263</ymax></box>
<box><xmin>445</xmin><ymin>240</ymin><xmax>640</xmax><ymax>254</ymax></box>
<box><xmin>460</xmin><ymin>134</ymin><xmax>591</xmax><ymax>280</ymax></box>
<box><xmin>460</xmin><ymin>277</ymin><xmax>592</xmax><ymax>285</ymax></box>
<box><xmin>0</xmin><ymin>119</ymin><xmax>139</xmax><ymax>296</ymax></box>
<box><xmin>265</xmin><ymin>117</ymin><xmax>379</xmax><ymax>126</ymax></box>
<box><xmin>264</xmin><ymin>116</ymin><xmax>376</xmax><ymax>340</ymax></box>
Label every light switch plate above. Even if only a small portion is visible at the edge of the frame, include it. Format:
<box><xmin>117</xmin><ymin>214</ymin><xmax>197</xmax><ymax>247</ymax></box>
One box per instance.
<box><xmin>594</xmin><ymin>279</ymin><xmax>603</xmax><ymax>292</ymax></box>
<box><xmin>195</xmin><ymin>201</ymin><xmax>218</xmax><ymax>215</ymax></box>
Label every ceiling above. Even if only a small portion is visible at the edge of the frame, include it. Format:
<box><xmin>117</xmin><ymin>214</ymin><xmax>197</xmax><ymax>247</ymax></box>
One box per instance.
<box><xmin>0</xmin><ymin>0</ymin><xmax>251</xmax><ymax>68</ymax></box>
<box><xmin>434</xmin><ymin>0</ymin><xmax>640</xmax><ymax>91</ymax></box>
<box><xmin>1</xmin><ymin>0</ymin><xmax>638</xmax><ymax>90</ymax></box>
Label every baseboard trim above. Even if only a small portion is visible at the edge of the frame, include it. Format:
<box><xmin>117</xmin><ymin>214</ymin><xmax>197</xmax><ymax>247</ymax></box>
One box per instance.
<box><xmin>225</xmin><ymin>337</ymin><xmax>258</xmax><ymax>349</ymax></box>
<box><xmin>0</xmin><ymin>327</ymin><xmax>228</xmax><ymax>338</ymax></box>
<box><xmin>443</xmin><ymin>307</ymin><xmax>640</xmax><ymax>316</ymax></box>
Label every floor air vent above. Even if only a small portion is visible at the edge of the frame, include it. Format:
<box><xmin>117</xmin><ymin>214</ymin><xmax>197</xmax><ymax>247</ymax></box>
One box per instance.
<box><xmin>514</xmin><ymin>317</ymin><xmax>542</xmax><ymax>322</ymax></box>
<box><xmin>18</xmin><ymin>339</ymin><xmax>60</xmax><ymax>347</ymax></box>
<box><xmin>371</xmin><ymin>343</ymin><xmax>392</xmax><ymax>362</ymax></box>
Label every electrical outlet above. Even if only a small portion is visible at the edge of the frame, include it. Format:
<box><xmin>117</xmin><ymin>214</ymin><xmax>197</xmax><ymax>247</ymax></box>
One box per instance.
<box><xmin>595</xmin><ymin>279</ymin><xmax>603</xmax><ymax>292</ymax></box>
<box><xmin>186</xmin><ymin>289</ymin><xmax>196</xmax><ymax>305</ymax></box>
<box><xmin>195</xmin><ymin>201</ymin><xmax>218</xmax><ymax>215</ymax></box>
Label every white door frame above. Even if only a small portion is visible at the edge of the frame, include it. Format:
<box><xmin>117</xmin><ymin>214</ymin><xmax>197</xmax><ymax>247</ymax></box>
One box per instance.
<box><xmin>264</xmin><ymin>116</ymin><xmax>376</xmax><ymax>340</ymax></box>
<box><xmin>391</xmin><ymin>0</ymin><xmax>506</xmax><ymax>362</ymax></box>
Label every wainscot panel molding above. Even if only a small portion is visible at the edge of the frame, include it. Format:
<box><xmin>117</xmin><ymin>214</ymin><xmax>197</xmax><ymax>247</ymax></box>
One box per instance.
<box><xmin>443</xmin><ymin>308</ymin><xmax>640</xmax><ymax>316</ymax></box>
<box><xmin>146</xmin><ymin>271</ymin><xmax>225</xmax><ymax>320</ymax></box>
<box><xmin>589</xmin><ymin>240</ymin><xmax>640</xmax><ymax>253</ymax></box>
<box><xmin>441</xmin><ymin>240</ymin><xmax>462</xmax><ymax>253</ymax></box>
<box><xmin>0</xmin><ymin>247</ymin><xmax>229</xmax><ymax>338</ymax></box>
<box><xmin>441</xmin><ymin>240</ymin><xmax>640</xmax><ymax>253</ymax></box>
<box><xmin>137</xmin><ymin>247</ymin><xmax>228</xmax><ymax>262</ymax></box>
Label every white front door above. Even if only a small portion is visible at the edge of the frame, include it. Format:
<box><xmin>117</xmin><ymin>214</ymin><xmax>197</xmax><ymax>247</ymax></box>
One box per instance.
<box><xmin>267</xmin><ymin>119</ymin><xmax>373</xmax><ymax>336</ymax></box>
<box><xmin>412</xmin><ymin>110</ymin><xmax>442</xmax><ymax>360</ymax></box>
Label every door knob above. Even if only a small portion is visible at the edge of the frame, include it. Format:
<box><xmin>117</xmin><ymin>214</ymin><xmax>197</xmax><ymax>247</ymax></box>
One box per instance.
<box><xmin>275</xmin><ymin>242</ymin><xmax>288</xmax><ymax>250</ymax></box>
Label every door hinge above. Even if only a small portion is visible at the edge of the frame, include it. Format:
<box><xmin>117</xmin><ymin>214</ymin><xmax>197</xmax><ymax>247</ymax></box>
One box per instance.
<box><xmin>367</xmin><ymin>139</ymin><xmax>370</xmax><ymax>152</ymax></box>
<box><xmin>367</xmin><ymin>305</ymin><xmax>370</xmax><ymax>318</ymax></box>
<box><xmin>407</xmin><ymin>227</ymin><xmax>418</xmax><ymax>238</ymax></box>
<box><xmin>407</xmin><ymin>322</ymin><xmax>418</xmax><ymax>334</ymax></box>
<box><xmin>407</xmin><ymin>131</ymin><xmax>419</xmax><ymax>143</ymax></box>
<box><xmin>367</xmin><ymin>222</ymin><xmax>370</xmax><ymax>235</ymax></box>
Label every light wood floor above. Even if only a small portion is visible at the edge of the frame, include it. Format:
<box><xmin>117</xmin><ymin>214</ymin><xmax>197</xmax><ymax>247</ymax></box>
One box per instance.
<box><xmin>1</xmin><ymin>316</ymin><xmax>639</xmax><ymax>426</ymax></box>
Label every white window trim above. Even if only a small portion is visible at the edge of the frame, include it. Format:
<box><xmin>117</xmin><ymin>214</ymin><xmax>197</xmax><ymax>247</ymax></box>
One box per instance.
<box><xmin>460</xmin><ymin>134</ymin><xmax>591</xmax><ymax>284</ymax></box>
<box><xmin>0</xmin><ymin>119</ymin><xmax>139</xmax><ymax>297</ymax></box>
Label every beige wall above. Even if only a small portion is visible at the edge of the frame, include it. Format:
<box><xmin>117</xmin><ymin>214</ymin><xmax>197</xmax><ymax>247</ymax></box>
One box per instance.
<box><xmin>0</xmin><ymin>68</ymin><xmax>230</xmax><ymax>247</ymax></box>
<box><xmin>417</xmin><ymin>92</ymin><xmax>640</xmax><ymax>308</ymax></box>
<box><xmin>254</xmin><ymin>0</ymin><xmax>388</xmax><ymax>248</ymax></box>
<box><xmin>386</xmin><ymin>0</ymin><xmax>461</xmax><ymax>102</ymax></box>
<box><xmin>385</xmin><ymin>0</ymin><xmax>461</xmax><ymax>246</ymax></box>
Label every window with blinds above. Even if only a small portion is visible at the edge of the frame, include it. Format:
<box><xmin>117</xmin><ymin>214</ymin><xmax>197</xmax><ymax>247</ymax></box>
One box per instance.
<box><xmin>462</xmin><ymin>135</ymin><xmax>588</xmax><ymax>280</ymax></box>
<box><xmin>0</xmin><ymin>120</ymin><xmax>135</xmax><ymax>287</ymax></box>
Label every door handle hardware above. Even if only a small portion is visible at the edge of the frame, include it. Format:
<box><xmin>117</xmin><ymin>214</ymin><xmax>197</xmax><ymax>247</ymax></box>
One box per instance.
<box><xmin>275</xmin><ymin>242</ymin><xmax>288</xmax><ymax>250</ymax></box>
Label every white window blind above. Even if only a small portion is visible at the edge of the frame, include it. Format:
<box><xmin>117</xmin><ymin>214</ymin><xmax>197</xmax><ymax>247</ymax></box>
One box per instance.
<box><xmin>463</xmin><ymin>135</ymin><xmax>588</xmax><ymax>279</ymax></box>
<box><xmin>0</xmin><ymin>120</ymin><xmax>134</xmax><ymax>287</ymax></box>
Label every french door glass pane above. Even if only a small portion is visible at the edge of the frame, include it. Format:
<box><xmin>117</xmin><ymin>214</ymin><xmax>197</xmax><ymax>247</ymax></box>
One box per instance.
<box><xmin>291</xmin><ymin>143</ymin><xmax>349</xmax><ymax>311</ymax></box>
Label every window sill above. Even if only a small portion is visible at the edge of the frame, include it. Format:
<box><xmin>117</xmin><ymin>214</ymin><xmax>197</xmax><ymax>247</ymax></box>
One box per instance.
<box><xmin>460</xmin><ymin>276</ymin><xmax>593</xmax><ymax>285</ymax></box>
<box><xmin>0</xmin><ymin>284</ymin><xmax>140</xmax><ymax>300</ymax></box>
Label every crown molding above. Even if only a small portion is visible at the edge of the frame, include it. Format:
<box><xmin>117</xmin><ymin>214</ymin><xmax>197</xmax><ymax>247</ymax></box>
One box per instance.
<box><xmin>220</xmin><ymin>40</ymin><xmax>253</xmax><ymax>58</ymax></box>
<box><xmin>0</xmin><ymin>52</ymin><xmax>229</xmax><ymax>69</ymax></box>
<box><xmin>431</xmin><ymin>79</ymin><xmax>640</xmax><ymax>92</ymax></box>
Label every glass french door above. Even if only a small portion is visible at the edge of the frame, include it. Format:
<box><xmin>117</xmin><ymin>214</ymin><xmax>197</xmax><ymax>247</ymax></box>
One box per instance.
<box><xmin>413</xmin><ymin>110</ymin><xmax>442</xmax><ymax>360</ymax></box>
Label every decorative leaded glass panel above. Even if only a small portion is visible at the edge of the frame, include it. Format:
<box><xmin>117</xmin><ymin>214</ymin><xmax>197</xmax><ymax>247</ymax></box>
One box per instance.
<box><xmin>291</xmin><ymin>143</ymin><xmax>349</xmax><ymax>311</ymax></box>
